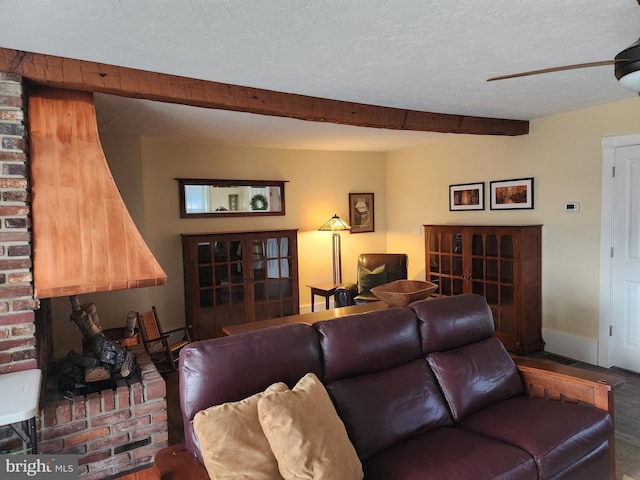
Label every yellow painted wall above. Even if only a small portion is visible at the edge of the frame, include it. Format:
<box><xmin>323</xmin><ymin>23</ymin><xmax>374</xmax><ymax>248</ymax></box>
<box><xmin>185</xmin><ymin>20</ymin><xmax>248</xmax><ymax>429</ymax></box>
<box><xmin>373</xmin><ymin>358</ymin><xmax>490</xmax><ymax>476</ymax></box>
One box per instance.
<box><xmin>52</xmin><ymin>138</ymin><xmax>387</xmax><ymax>355</ymax></box>
<box><xmin>50</xmin><ymin>97</ymin><xmax>640</xmax><ymax>358</ymax></box>
<box><xmin>138</xmin><ymin>140</ymin><xmax>388</xmax><ymax>331</ymax></box>
<box><xmin>386</xmin><ymin>97</ymin><xmax>640</xmax><ymax>344</ymax></box>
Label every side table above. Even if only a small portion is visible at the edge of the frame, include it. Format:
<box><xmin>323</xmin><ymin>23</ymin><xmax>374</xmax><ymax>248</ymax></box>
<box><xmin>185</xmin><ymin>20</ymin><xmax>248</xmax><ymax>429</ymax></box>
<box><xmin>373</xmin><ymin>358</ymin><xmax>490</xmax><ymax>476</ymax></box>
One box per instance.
<box><xmin>0</xmin><ymin>368</ymin><xmax>42</xmax><ymax>454</ymax></box>
<box><xmin>307</xmin><ymin>283</ymin><xmax>341</xmax><ymax>312</ymax></box>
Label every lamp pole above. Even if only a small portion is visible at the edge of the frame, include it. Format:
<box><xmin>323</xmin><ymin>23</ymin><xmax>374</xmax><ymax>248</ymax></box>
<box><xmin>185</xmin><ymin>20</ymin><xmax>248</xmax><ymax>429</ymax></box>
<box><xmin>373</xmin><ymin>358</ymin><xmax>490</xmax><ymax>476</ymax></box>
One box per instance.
<box><xmin>332</xmin><ymin>229</ymin><xmax>342</xmax><ymax>284</ymax></box>
<box><xmin>319</xmin><ymin>214</ymin><xmax>350</xmax><ymax>285</ymax></box>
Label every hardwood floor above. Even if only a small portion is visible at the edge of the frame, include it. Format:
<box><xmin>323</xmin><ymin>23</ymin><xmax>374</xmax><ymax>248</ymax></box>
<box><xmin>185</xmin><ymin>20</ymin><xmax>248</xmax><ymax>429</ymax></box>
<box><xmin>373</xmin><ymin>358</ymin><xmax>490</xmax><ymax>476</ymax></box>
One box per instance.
<box><xmin>114</xmin><ymin>465</ymin><xmax>159</xmax><ymax>480</ymax></box>
<box><xmin>613</xmin><ymin>368</ymin><xmax>640</xmax><ymax>480</ymax></box>
<box><xmin>160</xmin><ymin>355</ymin><xmax>640</xmax><ymax>480</ymax></box>
<box><xmin>164</xmin><ymin>369</ymin><xmax>184</xmax><ymax>446</ymax></box>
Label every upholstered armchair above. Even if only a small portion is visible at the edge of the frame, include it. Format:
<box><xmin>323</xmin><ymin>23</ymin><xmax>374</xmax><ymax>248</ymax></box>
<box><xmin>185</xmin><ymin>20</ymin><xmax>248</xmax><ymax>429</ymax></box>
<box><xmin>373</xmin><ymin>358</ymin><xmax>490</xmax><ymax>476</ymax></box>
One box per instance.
<box><xmin>334</xmin><ymin>253</ymin><xmax>408</xmax><ymax>307</ymax></box>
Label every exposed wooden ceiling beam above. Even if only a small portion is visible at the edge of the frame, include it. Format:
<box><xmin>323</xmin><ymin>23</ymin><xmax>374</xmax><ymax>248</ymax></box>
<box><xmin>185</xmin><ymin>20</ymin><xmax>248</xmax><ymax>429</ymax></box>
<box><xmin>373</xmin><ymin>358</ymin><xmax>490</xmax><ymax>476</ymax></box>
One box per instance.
<box><xmin>1</xmin><ymin>48</ymin><xmax>529</xmax><ymax>136</ymax></box>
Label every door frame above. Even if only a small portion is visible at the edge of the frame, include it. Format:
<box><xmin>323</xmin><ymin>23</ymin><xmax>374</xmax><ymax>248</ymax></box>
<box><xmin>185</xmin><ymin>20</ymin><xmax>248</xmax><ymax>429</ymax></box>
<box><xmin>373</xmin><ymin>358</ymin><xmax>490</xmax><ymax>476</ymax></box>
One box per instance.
<box><xmin>599</xmin><ymin>133</ymin><xmax>640</xmax><ymax>367</ymax></box>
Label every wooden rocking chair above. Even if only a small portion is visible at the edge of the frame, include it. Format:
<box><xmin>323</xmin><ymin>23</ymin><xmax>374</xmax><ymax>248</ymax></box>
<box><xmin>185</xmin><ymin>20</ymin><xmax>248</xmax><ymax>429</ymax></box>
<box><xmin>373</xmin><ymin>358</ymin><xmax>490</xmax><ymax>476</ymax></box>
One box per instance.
<box><xmin>137</xmin><ymin>306</ymin><xmax>192</xmax><ymax>372</ymax></box>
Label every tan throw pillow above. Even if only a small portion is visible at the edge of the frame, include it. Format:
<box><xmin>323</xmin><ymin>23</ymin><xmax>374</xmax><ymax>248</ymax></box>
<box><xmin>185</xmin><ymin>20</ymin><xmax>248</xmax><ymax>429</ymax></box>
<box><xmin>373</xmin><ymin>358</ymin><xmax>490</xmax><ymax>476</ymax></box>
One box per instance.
<box><xmin>257</xmin><ymin>373</ymin><xmax>363</xmax><ymax>480</ymax></box>
<box><xmin>193</xmin><ymin>382</ymin><xmax>288</xmax><ymax>480</ymax></box>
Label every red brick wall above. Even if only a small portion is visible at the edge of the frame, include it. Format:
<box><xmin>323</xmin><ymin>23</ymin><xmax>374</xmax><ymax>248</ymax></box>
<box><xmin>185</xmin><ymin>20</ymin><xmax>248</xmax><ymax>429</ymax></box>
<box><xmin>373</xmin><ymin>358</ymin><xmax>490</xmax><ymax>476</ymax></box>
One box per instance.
<box><xmin>0</xmin><ymin>72</ymin><xmax>38</xmax><ymax>375</ymax></box>
<box><xmin>38</xmin><ymin>347</ymin><xmax>168</xmax><ymax>479</ymax></box>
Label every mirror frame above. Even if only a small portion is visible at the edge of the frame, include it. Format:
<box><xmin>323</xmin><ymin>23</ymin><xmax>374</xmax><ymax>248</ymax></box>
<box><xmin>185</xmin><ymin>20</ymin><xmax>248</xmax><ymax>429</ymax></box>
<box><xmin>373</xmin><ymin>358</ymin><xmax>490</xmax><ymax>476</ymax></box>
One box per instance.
<box><xmin>177</xmin><ymin>178</ymin><xmax>287</xmax><ymax>218</ymax></box>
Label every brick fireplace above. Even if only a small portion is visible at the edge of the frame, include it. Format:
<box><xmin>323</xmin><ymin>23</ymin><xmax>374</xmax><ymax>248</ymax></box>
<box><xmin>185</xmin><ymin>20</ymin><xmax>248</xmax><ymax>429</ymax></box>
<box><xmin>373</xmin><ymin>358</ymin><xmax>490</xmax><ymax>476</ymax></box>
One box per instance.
<box><xmin>39</xmin><ymin>346</ymin><xmax>167</xmax><ymax>478</ymax></box>
<box><xmin>0</xmin><ymin>73</ymin><xmax>169</xmax><ymax>476</ymax></box>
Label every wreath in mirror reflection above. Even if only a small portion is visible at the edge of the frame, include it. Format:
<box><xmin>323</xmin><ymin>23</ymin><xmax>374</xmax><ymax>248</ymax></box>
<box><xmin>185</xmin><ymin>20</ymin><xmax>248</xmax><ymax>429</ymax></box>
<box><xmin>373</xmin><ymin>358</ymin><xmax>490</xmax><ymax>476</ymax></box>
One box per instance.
<box><xmin>250</xmin><ymin>194</ymin><xmax>268</xmax><ymax>210</ymax></box>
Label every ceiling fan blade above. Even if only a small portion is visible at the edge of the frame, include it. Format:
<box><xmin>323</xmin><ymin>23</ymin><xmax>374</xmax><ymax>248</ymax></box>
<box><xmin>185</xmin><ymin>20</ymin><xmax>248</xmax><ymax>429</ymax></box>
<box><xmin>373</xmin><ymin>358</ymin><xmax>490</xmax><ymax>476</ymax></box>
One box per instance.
<box><xmin>487</xmin><ymin>60</ymin><xmax>621</xmax><ymax>82</ymax></box>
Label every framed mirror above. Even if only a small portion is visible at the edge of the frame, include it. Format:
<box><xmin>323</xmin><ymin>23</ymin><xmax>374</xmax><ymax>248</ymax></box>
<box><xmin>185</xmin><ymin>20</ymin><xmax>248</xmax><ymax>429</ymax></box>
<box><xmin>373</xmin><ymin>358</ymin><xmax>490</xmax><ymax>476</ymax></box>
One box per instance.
<box><xmin>177</xmin><ymin>178</ymin><xmax>287</xmax><ymax>218</ymax></box>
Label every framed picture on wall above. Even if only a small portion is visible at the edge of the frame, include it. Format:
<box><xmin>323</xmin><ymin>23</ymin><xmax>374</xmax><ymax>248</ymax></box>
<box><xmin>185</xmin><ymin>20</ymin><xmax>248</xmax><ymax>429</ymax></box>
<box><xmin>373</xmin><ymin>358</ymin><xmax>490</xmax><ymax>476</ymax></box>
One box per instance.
<box><xmin>490</xmin><ymin>177</ymin><xmax>534</xmax><ymax>210</ymax></box>
<box><xmin>349</xmin><ymin>193</ymin><xmax>375</xmax><ymax>233</ymax></box>
<box><xmin>449</xmin><ymin>182</ymin><xmax>485</xmax><ymax>211</ymax></box>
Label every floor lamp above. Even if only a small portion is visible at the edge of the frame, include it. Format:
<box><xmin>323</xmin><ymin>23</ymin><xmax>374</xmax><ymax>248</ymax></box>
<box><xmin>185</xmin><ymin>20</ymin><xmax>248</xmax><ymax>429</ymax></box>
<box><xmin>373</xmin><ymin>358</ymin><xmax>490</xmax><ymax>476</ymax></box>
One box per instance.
<box><xmin>318</xmin><ymin>214</ymin><xmax>351</xmax><ymax>284</ymax></box>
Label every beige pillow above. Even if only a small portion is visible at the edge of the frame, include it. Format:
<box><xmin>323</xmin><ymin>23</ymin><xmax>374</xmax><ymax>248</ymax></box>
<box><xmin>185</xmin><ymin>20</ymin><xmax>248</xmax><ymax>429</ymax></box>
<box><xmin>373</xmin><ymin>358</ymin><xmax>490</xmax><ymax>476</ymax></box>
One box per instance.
<box><xmin>257</xmin><ymin>373</ymin><xmax>363</xmax><ymax>480</ymax></box>
<box><xmin>193</xmin><ymin>382</ymin><xmax>288</xmax><ymax>480</ymax></box>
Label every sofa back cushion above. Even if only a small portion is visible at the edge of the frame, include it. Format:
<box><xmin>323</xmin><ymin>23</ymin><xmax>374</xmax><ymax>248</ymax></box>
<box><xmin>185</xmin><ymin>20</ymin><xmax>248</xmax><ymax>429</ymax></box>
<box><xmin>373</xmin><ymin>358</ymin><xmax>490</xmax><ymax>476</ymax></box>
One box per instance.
<box><xmin>326</xmin><ymin>359</ymin><xmax>452</xmax><ymax>460</ymax></box>
<box><xmin>180</xmin><ymin>323</ymin><xmax>323</xmax><ymax>462</ymax></box>
<box><xmin>411</xmin><ymin>294</ymin><xmax>494</xmax><ymax>354</ymax></box>
<box><xmin>426</xmin><ymin>337</ymin><xmax>523</xmax><ymax>422</ymax></box>
<box><xmin>315</xmin><ymin>308</ymin><xmax>421</xmax><ymax>383</ymax></box>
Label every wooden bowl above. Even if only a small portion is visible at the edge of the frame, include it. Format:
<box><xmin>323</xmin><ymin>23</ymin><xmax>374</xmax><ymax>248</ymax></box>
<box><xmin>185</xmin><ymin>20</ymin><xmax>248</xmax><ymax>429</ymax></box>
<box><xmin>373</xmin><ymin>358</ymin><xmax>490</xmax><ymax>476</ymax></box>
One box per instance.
<box><xmin>371</xmin><ymin>280</ymin><xmax>439</xmax><ymax>307</ymax></box>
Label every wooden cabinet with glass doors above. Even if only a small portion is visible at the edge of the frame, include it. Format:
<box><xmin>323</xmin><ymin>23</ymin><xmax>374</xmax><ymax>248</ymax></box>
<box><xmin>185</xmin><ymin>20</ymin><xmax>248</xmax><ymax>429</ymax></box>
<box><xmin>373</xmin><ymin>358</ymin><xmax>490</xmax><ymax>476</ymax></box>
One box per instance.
<box><xmin>181</xmin><ymin>230</ymin><xmax>299</xmax><ymax>339</ymax></box>
<box><xmin>424</xmin><ymin>225</ymin><xmax>543</xmax><ymax>354</ymax></box>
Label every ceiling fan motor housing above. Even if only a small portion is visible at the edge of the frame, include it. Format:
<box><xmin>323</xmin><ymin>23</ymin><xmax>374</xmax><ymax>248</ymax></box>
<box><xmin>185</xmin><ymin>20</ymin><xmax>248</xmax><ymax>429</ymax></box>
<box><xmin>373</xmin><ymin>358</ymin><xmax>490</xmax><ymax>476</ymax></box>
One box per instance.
<box><xmin>615</xmin><ymin>38</ymin><xmax>640</xmax><ymax>90</ymax></box>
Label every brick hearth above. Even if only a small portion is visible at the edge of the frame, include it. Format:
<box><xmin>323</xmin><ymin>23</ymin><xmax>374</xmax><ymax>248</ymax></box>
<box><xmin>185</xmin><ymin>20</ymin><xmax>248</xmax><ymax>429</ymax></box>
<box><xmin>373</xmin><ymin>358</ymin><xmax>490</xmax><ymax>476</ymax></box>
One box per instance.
<box><xmin>38</xmin><ymin>347</ymin><xmax>168</xmax><ymax>479</ymax></box>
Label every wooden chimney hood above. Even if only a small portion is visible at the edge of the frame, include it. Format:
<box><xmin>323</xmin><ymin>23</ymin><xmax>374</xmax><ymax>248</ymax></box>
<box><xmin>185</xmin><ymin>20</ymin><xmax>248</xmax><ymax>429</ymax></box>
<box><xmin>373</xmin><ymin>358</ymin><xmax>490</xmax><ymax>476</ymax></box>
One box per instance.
<box><xmin>28</xmin><ymin>86</ymin><xmax>167</xmax><ymax>299</ymax></box>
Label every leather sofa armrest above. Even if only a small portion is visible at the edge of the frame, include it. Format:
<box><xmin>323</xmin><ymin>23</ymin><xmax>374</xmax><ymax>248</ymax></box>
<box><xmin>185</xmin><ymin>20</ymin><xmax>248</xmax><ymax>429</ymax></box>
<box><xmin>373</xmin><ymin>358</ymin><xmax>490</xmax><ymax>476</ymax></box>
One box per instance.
<box><xmin>155</xmin><ymin>444</ymin><xmax>209</xmax><ymax>480</ymax></box>
<box><xmin>335</xmin><ymin>283</ymin><xmax>357</xmax><ymax>307</ymax></box>
<box><xmin>514</xmin><ymin>357</ymin><xmax>624</xmax><ymax>480</ymax></box>
<box><xmin>513</xmin><ymin>356</ymin><xmax>624</xmax><ymax>415</ymax></box>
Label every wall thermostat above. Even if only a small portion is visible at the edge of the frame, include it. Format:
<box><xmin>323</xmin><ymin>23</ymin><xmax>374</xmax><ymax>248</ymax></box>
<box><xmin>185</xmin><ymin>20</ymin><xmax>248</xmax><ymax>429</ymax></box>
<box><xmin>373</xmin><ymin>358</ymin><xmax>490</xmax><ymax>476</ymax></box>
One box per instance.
<box><xmin>564</xmin><ymin>202</ymin><xmax>580</xmax><ymax>212</ymax></box>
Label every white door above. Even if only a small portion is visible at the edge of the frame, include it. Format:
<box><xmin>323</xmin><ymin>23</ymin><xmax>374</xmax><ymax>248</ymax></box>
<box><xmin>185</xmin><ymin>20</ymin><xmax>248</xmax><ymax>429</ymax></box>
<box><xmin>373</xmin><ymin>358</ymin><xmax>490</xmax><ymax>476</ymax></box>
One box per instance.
<box><xmin>611</xmin><ymin>144</ymin><xmax>640</xmax><ymax>372</ymax></box>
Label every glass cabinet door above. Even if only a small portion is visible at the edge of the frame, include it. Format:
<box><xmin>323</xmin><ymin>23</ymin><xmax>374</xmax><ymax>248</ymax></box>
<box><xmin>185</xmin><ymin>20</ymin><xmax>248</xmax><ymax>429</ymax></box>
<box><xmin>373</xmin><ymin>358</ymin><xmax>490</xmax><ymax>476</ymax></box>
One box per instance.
<box><xmin>184</xmin><ymin>230</ymin><xmax>300</xmax><ymax>340</ymax></box>
<box><xmin>251</xmin><ymin>234</ymin><xmax>295</xmax><ymax>321</ymax></box>
<box><xmin>423</xmin><ymin>225</ymin><xmax>542</xmax><ymax>354</ymax></box>
<box><xmin>196</xmin><ymin>238</ymin><xmax>247</xmax><ymax>336</ymax></box>
<box><xmin>427</xmin><ymin>228</ymin><xmax>515</xmax><ymax>324</ymax></box>
<box><xmin>469</xmin><ymin>232</ymin><xmax>515</xmax><ymax>336</ymax></box>
<box><xmin>497</xmin><ymin>234</ymin><xmax>515</xmax><ymax>336</ymax></box>
<box><xmin>197</xmin><ymin>240</ymin><xmax>246</xmax><ymax>305</ymax></box>
<box><xmin>426</xmin><ymin>229</ymin><xmax>464</xmax><ymax>296</ymax></box>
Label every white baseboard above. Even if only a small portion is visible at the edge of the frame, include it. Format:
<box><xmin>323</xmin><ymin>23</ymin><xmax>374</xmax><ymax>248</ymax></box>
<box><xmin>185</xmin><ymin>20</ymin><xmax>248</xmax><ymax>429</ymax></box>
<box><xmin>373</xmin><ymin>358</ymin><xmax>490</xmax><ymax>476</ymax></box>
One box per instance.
<box><xmin>541</xmin><ymin>328</ymin><xmax>599</xmax><ymax>365</ymax></box>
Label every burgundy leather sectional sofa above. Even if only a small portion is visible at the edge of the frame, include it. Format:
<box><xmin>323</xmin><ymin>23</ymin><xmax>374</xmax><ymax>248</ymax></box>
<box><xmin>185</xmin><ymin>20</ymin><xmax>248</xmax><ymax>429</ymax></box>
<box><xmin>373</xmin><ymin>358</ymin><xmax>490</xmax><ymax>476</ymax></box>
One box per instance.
<box><xmin>174</xmin><ymin>294</ymin><xmax>620</xmax><ymax>479</ymax></box>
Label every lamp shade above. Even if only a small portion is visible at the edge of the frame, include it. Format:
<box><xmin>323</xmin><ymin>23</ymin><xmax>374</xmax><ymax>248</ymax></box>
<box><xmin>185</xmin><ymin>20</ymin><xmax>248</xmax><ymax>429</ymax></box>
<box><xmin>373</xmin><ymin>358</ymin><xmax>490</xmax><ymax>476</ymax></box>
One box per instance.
<box><xmin>318</xmin><ymin>214</ymin><xmax>351</xmax><ymax>232</ymax></box>
<box><xmin>618</xmin><ymin>69</ymin><xmax>640</xmax><ymax>92</ymax></box>
<box><xmin>615</xmin><ymin>37</ymin><xmax>640</xmax><ymax>92</ymax></box>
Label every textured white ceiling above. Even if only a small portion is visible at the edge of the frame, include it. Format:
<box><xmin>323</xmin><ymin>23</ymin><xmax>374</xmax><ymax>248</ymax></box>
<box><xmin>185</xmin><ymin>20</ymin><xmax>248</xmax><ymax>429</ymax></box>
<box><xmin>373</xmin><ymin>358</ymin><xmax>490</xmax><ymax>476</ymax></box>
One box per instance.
<box><xmin>2</xmin><ymin>0</ymin><xmax>640</xmax><ymax>150</ymax></box>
